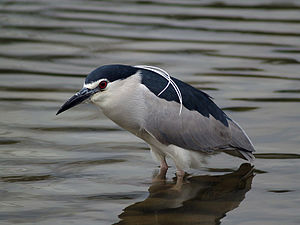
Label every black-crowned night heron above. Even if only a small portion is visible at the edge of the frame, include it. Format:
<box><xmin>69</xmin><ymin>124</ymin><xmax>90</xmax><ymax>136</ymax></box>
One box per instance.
<box><xmin>57</xmin><ymin>64</ymin><xmax>255</xmax><ymax>183</ymax></box>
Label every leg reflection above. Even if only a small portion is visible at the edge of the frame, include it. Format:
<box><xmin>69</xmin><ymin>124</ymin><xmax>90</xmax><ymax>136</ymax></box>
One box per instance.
<box><xmin>115</xmin><ymin>163</ymin><xmax>254</xmax><ymax>225</ymax></box>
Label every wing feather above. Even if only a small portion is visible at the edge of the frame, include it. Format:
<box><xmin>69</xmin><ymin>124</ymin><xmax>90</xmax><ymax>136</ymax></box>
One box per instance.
<box><xmin>143</xmin><ymin>90</ymin><xmax>232</xmax><ymax>153</ymax></box>
<box><xmin>138</xmin><ymin>67</ymin><xmax>255</xmax><ymax>161</ymax></box>
<box><xmin>141</xmin><ymin>82</ymin><xmax>255</xmax><ymax>160</ymax></box>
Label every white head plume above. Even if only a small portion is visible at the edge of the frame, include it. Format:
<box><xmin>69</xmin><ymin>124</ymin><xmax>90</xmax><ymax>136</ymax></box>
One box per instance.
<box><xmin>135</xmin><ymin>65</ymin><xmax>183</xmax><ymax>115</ymax></box>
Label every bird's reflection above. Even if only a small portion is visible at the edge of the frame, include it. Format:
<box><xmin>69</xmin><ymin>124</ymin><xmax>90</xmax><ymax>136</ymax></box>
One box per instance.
<box><xmin>114</xmin><ymin>163</ymin><xmax>254</xmax><ymax>225</ymax></box>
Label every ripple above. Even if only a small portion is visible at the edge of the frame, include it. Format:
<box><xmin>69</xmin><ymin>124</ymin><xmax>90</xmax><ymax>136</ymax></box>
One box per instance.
<box><xmin>64</xmin><ymin>158</ymin><xmax>126</xmax><ymax>166</ymax></box>
<box><xmin>222</xmin><ymin>106</ymin><xmax>259</xmax><ymax>112</ymax></box>
<box><xmin>1</xmin><ymin>174</ymin><xmax>52</xmax><ymax>183</ymax></box>
<box><xmin>26</xmin><ymin>12</ymin><xmax>300</xmax><ymax>38</ymax></box>
<box><xmin>69</xmin><ymin>31</ymin><xmax>292</xmax><ymax>47</ymax></box>
<box><xmin>202</xmin><ymin>2</ymin><xmax>300</xmax><ymax>10</ymax></box>
<box><xmin>86</xmin><ymin>191</ymin><xmax>145</xmax><ymax>200</ymax></box>
<box><xmin>0</xmin><ymin>68</ymin><xmax>85</xmax><ymax>78</ymax></box>
<box><xmin>0</xmin><ymin>86</ymin><xmax>77</xmax><ymax>93</ymax></box>
<box><xmin>214</xmin><ymin>67</ymin><xmax>263</xmax><ymax>72</ymax></box>
<box><xmin>268</xmin><ymin>189</ymin><xmax>294</xmax><ymax>193</ymax></box>
<box><xmin>96</xmin><ymin>48</ymin><xmax>218</xmax><ymax>55</ymax></box>
<box><xmin>232</xmin><ymin>98</ymin><xmax>300</xmax><ymax>102</ymax></box>
<box><xmin>274</xmin><ymin>89</ymin><xmax>300</xmax><ymax>93</ymax></box>
<box><xmin>0</xmin><ymin>139</ymin><xmax>20</xmax><ymax>145</ymax></box>
<box><xmin>254</xmin><ymin>153</ymin><xmax>300</xmax><ymax>159</ymax></box>
<box><xmin>52</xmin><ymin>6</ymin><xmax>300</xmax><ymax>23</ymax></box>
<box><xmin>205</xmin><ymin>53</ymin><xmax>299</xmax><ymax>64</ymax></box>
<box><xmin>30</xmin><ymin>126</ymin><xmax>121</xmax><ymax>132</ymax></box>
<box><xmin>131</xmin><ymin>1</ymin><xmax>300</xmax><ymax>10</ymax></box>
<box><xmin>0</xmin><ymin>53</ymin><xmax>87</xmax><ymax>61</ymax></box>
<box><xmin>197</xmin><ymin>72</ymin><xmax>300</xmax><ymax>81</ymax></box>
<box><xmin>0</xmin><ymin>97</ymin><xmax>60</xmax><ymax>102</ymax></box>
<box><xmin>274</xmin><ymin>48</ymin><xmax>300</xmax><ymax>54</ymax></box>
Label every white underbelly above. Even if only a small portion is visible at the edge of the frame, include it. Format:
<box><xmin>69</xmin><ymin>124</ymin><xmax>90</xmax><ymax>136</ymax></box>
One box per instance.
<box><xmin>141</xmin><ymin>130</ymin><xmax>206</xmax><ymax>170</ymax></box>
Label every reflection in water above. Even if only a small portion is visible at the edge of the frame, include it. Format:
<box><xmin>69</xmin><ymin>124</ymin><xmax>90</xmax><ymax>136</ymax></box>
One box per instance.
<box><xmin>1</xmin><ymin>0</ymin><xmax>299</xmax><ymax>223</ymax></box>
<box><xmin>115</xmin><ymin>163</ymin><xmax>254</xmax><ymax>225</ymax></box>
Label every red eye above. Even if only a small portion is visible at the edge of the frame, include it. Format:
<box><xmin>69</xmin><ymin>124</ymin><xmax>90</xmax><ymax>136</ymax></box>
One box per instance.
<box><xmin>99</xmin><ymin>80</ymin><xmax>108</xmax><ymax>89</ymax></box>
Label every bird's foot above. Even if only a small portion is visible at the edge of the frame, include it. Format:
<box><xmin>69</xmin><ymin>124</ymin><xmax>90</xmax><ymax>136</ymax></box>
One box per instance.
<box><xmin>152</xmin><ymin>165</ymin><xmax>168</xmax><ymax>182</ymax></box>
<box><xmin>170</xmin><ymin>170</ymin><xmax>186</xmax><ymax>191</ymax></box>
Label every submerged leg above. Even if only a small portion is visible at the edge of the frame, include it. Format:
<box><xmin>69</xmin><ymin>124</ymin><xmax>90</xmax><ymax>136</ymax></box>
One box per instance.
<box><xmin>150</xmin><ymin>147</ymin><xmax>169</xmax><ymax>181</ymax></box>
<box><xmin>173</xmin><ymin>169</ymin><xmax>185</xmax><ymax>190</ymax></box>
<box><xmin>153</xmin><ymin>158</ymin><xmax>168</xmax><ymax>182</ymax></box>
<box><xmin>160</xmin><ymin>158</ymin><xmax>168</xmax><ymax>170</ymax></box>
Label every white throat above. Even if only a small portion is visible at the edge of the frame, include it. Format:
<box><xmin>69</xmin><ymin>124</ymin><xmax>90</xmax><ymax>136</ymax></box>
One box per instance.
<box><xmin>90</xmin><ymin>71</ymin><xmax>146</xmax><ymax>134</ymax></box>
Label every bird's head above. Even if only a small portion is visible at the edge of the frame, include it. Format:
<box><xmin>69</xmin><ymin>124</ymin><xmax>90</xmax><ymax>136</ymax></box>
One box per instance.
<box><xmin>56</xmin><ymin>64</ymin><xmax>139</xmax><ymax>115</ymax></box>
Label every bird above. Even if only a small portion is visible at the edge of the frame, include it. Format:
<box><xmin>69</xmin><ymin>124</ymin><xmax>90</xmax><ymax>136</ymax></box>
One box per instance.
<box><xmin>56</xmin><ymin>64</ymin><xmax>255</xmax><ymax>184</ymax></box>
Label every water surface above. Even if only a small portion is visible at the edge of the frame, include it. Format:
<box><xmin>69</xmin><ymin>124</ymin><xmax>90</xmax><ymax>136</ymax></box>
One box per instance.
<box><xmin>0</xmin><ymin>0</ymin><xmax>300</xmax><ymax>224</ymax></box>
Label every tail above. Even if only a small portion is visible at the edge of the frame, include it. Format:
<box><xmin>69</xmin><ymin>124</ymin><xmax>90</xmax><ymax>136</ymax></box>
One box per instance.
<box><xmin>224</xmin><ymin>148</ymin><xmax>255</xmax><ymax>163</ymax></box>
<box><xmin>238</xmin><ymin>148</ymin><xmax>255</xmax><ymax>163</ymax></box>
<box><xmin>227</xmin><ymin>118</ymin><xmax>255</xmax><ymax>163</ymax></box>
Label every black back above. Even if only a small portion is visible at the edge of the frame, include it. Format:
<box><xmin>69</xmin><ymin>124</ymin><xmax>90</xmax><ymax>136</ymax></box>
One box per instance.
<box><xmin>140</xmin><ymin>69</ymin><xmax>229</xmax><ymax>127</ymax></box>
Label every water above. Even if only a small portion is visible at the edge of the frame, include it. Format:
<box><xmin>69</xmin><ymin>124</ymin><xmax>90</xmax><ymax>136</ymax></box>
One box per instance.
<box><xmin>0</xmin><ymin>0</ymin><xmax>300</xmax><ymax>224</ymax></box>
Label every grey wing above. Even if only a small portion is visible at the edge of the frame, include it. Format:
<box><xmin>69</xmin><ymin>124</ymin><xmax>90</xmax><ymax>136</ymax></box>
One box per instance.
<box><xmin>143</xmin><ymin>93</ymin><xmax>231</xmax><ymax>152</ymax></box>
<box><xmin>143</xmin><ymin>93</ymin><xmax>255</xmax><ymax>160</ymax></box>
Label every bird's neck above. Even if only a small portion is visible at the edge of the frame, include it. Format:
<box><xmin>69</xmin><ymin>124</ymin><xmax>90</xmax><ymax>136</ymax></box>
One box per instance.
<box><xmin>92</xmin><ymin>74</ymin><xmax>146</xmax><ymax>135</ymax></box>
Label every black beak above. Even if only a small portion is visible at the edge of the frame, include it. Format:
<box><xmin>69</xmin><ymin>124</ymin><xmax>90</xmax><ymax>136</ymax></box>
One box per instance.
<box><xmin>56</xmin><ymin>87</ymin><xmax>98</xmax><ymax>115</ymax></box>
